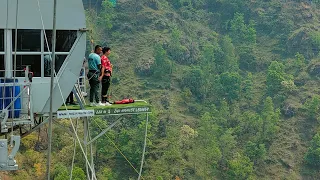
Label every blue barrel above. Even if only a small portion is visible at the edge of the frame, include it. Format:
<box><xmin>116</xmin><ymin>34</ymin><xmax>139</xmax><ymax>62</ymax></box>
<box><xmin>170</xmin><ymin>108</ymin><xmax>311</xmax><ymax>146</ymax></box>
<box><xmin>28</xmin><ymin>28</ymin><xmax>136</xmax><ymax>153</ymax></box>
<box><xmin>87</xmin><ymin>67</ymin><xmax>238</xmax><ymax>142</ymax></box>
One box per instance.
<box><xmin>0</xmin><ymin>79</ymin><xmax>21</xmax><ymax>118</ymax></box>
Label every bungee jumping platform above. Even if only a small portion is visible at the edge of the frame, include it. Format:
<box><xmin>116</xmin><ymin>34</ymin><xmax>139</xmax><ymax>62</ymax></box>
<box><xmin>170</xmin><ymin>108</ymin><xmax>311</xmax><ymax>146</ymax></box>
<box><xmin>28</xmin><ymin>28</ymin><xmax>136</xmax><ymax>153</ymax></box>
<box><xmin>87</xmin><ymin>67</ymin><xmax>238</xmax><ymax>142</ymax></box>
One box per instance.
<box><xmin>0</xmin><ymin>0</ymin><xmax>152</xmax><ymax>177</ymax></box>
<box><xmin>57</xmin><ymin>101</ymin><xmax>152</xmax><ymax>118</ymax></box>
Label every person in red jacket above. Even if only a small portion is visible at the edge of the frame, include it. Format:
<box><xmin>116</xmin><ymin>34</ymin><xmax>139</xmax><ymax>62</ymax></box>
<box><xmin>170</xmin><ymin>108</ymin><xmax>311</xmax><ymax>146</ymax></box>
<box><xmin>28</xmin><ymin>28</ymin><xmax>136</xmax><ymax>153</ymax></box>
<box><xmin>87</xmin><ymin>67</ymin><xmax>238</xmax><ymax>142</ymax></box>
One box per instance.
<box><xmin>99</xmin><ymin>47</ymin><xmax>112</xmax><ymax>106</ymax></box>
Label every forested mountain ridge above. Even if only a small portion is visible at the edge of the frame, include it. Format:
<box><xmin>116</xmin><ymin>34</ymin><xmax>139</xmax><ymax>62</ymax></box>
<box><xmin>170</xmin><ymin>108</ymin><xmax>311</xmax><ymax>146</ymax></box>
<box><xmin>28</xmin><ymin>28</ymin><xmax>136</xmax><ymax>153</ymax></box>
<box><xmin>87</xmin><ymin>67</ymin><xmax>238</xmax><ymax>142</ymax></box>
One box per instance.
<box><xmin>5</xmin><ymin>0</ymin><xmax>320</xmax><ymax>179</ymax></box>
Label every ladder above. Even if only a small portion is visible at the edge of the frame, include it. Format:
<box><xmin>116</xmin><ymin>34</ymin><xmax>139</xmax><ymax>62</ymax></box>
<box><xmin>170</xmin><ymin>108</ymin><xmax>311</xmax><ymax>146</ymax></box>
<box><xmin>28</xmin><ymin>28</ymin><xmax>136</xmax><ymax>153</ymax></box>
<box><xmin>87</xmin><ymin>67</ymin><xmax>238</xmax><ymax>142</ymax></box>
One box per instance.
<box><xmin>77</xmin><ymin>67</ymin><xmax>87</xmax><ymax>97</ymax></box>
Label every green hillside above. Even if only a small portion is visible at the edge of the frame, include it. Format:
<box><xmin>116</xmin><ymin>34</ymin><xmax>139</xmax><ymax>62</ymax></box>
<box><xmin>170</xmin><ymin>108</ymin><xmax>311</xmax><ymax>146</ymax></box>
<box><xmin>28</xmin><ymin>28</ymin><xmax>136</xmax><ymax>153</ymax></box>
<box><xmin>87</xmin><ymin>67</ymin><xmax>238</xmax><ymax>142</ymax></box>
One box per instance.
<box><xmin>7</xmin><ymin>0</ymin><xmax>320</xmax><ymax>179</ymax></box>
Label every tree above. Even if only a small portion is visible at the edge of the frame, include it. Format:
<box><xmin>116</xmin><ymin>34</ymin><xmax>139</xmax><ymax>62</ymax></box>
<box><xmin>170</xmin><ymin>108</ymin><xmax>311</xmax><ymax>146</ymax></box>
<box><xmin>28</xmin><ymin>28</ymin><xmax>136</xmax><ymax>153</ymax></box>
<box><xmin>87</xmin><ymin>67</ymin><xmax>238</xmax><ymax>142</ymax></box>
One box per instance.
<box><xmin>152</xmin><ymin>43</ymin><xmax>172</xmax><ymax>79</ymax></box>
<box><xmin>261</xmin><ymin>97</ymin><xmax>280</xmax><ymax>143</ymax></box>
<box><xmin>215</xmin><ymin>35</ymin><xmax>238</xmax><ymax>73</ymax></box>
<box><xmin>116</xmin><ymin>115</ymin><xmax>152</xmax><ymax>173</ymax></box>
<box><xmin>236</xmin><ymin>111</ymin><xmax>263</xmax><ymax>142</ymax></box>
<box><xmin>97</xmin><ymin>167</ymin><xmax>117</xmax><ymax>180</ymax></box>
<box><xmin>226</xmin><ymin>153</ymin><xmax>254</xmax><ymax>180</ymax></box>
<box><xmin>209</xmin><ymin>0</ymin><xmax>249</xmax><ymax>21</ymax></box>
<box><xmin>109</xmin><ymin>0</ymin><xmax>117</xmax><ymax>6</ymax></box>
<box><xmin>54</xmin><ymin>163</ymin><xmax>69</xmax><ymax>180</ymax></box>
<box><xmin>219</xmin><ymin>129</ymin><xmax>237</xmax><ymax>167</ymax></box>
<box><xmin>181</xmin><ymin>67</ymin><xmax>205</xmax><ymax>100</ymax></box>
<box><xmin>100</xmin><ymin>0</ymin><xmax>115</xmax><ymax>30</ymax></box>
<box><xmin>55</xmin><ymin>172</ymin><xmax>69</xmax><ymax>180</ymax></box>
<box><xmin>242</xmin><ymin>72</ymin><xmax>254</xmax><ymax>101</ymax></box>
<box><xmin>217</xmin><ymin>100</ymin><xmax>230</xmax><ymax>127</ymax></box>
<box><xmin>34</xmin><ymin>162</ymin><xmax>45</xmax><ymax>179</ymax></box>
<box><xmin>200</xmin><ymin>43</ymin><xmax>216</xmax><ymax>76</ymax></box>
<box><xmin>266</xmin><ymin>61</ymin><xmax>293</xmax><ymax>95</ymax></box>
<box><xmin>159</xmin><ymin>127</ymin><xmax>185</xmax><ymax>177</ymax></box>
<box><xmin>266</xmin><ymin>61</ymin><xmax>285</xmax><ymax>94</ymax></box>
<box><xmin>158</xmin><ymin>119</ymin><xmax>167</xmax><ymax>138</ymax></box>
<box><xmin>21</xmin><ymin>133</ymin><xmax>38</xmax><ymax>149</ymax></box>
<box><xmin>91</xmin><ymin>126</ymin><xmax>117</xmax><ymax>167</ymax></box>
<box><xmin>194</xmin><ymin>112</ymin><xmax>221</xmax><ymax>178</ymax></box>
<box><xmin>305</xmin><ymin>133</ymin><xmax>320</xmax><ymax>167</ymax></box>
<box><xmin>71</xmin><ymin>167</ymin><xmax>86</xmax><ymax>180</ymax></box>
<box><xmin>246</xmin><ymin>20</ymin><xmax>257</xmax><ymax>44</ymax></box>
<box><xmin>229</xmin><ymin>12</ymin><xmax>256</xmax><ymax>45</ymax></box>
<box><xmin>244</xmin><ymin>141</ymin><xmax>266</xmax><ymax>164</ymax></box>
<box><xmin>12</xmin><ymin>170</ymin><xmax>32</xmax><ymax>180</ymax></box>
<box><xmin>23</xmin><ymin>149</ymin><xmax>45</xmax><ymax>171</ymax></box>
<box><xmin>85</xmin><ymin>0</ymin><xmax>115</xmax><ymax>49</ymax></box>
<box><xmin>238</xmin><ymin>45</ymin><xmax>257</xmax><ymax>71</ymax></box>
<box><xmin>303</xmin><ymin>95</ymin><xmax>320</xmax><ymax>120</ymax></box>
<box><xmin>167</xmin><ymin>28</ymin><xmax>189</xmax><ymax>64</ymax></box>
<box><xmin>310</xmin><ymin>31</ymin><xmax>320</xmax><ymax>50</ymax></box>
<box><xmin>219</xmin><ymin>72</ymin><xmax>241</xmax><ymax>102</ymax></box>
<box><xmin>179</xmin><ymin>125</ymin><xmax>198</xmax><ymax>149</ymax></box>
<box><xmin>168</xmin><ymin>0</ymin><xmax>192</xmax><ymax>9</ymax></box>
<box><xmin>294</xmin><ymin>52</ymin><xmax>305</xmax><ymax>69</ymax></box>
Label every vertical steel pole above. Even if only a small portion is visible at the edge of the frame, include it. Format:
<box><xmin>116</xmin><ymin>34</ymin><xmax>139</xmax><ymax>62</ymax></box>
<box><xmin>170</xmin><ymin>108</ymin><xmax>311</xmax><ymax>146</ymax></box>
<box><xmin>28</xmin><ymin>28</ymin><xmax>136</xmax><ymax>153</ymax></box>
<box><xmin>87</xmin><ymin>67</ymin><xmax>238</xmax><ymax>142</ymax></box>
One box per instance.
<box><xmin>138</xmin><ymin>113</ymin><xmax>149</xmax><ymax>180</ymax></box>
<box><xmin>47</xmin><ymin>0</ymin><xmax>57</xmax><ymax>179</ymax></box>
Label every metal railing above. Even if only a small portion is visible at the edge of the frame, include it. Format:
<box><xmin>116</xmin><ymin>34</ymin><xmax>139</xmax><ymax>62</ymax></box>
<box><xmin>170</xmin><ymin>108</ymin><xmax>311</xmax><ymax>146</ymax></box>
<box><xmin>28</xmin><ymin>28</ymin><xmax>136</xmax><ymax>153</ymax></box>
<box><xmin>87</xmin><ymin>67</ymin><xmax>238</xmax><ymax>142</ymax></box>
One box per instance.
<box><xmin>0</xmin><ymin>68</ymin><xmax>32</xmax><ymax>119</ymax></box>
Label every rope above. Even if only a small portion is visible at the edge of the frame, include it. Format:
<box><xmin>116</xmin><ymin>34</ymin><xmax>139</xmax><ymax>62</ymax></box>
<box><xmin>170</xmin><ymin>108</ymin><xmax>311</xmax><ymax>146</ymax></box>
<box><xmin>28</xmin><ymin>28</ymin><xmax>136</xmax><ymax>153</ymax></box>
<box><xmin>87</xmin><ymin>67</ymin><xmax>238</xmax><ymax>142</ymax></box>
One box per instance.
<box><xmin>138</xmin><ymin>114</ymin><xmax>148</xmax><ymax>180</ymax></box>
<box><xmin>69</xmin><ymin>118</ymin><xmax>78</xmax><ymax>180</ymax></box>
<box><xmin>54</xmin><ymin>70</ymin><xmax>97</xmax><ymax>180</ymax></box>
<box><xmin>37</xmin><ymin>2</ymin><xmax>148</xmax><ymax>180</ymax></box>
<box><xmin>35</xmin><ymin>1</ymin><xmax>97</xmax><ymax>179</ymax></box>
<box><xmin>91</xmin><ymin>118</ymin><xmax>144</xmax><ymax>180</ymax></box>
<box><xmin>4</xmin><ymin>0</ymin><xmax>8</xmax><ymax>116</ymax></box>
<box><xmin>91</xmin><ymin>39</ymin><xmax>94</xmax><ymax>52</ymax></box>
<box><xmin>36</xmin><ymin>0</ymin><xmax>49</xmax><ymax>58</ymax></box>
<box><xmin>47</xmin><ymin>0</ymin><xmax>57</xmax><ymax>178</ymax></box>
<box><xmin>84</xmin><ymin>118</ymin><xmax>90</xmax><ymax>179</ymax></box>
<box><xmin>5</xmin><ymin>0</ymin><xmax>9</xmax><ymax>33</ymax></box>
<box><xmin>88</xmin><ymin>120</ymin><xmax>95</xmax><ymax>180</ymax></box>
<box><xmin>11</xmin><ymin>0</ymin><xmax>19</xmax><ymax>147</ymax></box>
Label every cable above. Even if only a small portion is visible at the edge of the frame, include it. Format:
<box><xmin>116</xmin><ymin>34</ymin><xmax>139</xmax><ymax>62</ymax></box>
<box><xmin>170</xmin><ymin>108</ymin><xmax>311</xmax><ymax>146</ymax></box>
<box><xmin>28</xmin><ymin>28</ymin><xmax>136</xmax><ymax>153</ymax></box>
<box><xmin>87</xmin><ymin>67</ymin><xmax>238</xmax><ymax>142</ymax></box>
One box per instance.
<box><xmin>40</xmin><ymin>18</ymin><xmax>96</xmax><ymax>180</ymax></box>
<box><xmin>3</xmin><ymin>0</ymin><xmax>9</xmax><ymax>111</ymax></box>
<box><xmin>69</xmin><ymin>118</ymin><xmax>78</xmax><ymax>180</ymax></box>
<box><xmin>55</xmin><ymin>74</ymin><xmax>97</xmax><ymax>180</ymax></box>
<box><xmin>91</xmin><ymin>118</ymin><xmax>144</xmax><ymax>180</ymax></box>
<box><xmin>5</xmin><ymin>0</ymin><xmax>9</xmax><ymax>32</ymax></box>
<box><xmin>36</xmin><ymin>1</ymin><xmax>97</xmax><ymax>179</ymax></box>
<box><xmin>84</xmin><ymin>117</ymin><xmax>90</xmax><ymax>179</ymax></box>
<box><xmin>11</xmin><ymin>0</ymin><xmax>19</xmax><ymax>147</ymax></box>
<box><xmin>47</xmin><ymin>0</ymin><xmax>57</xmax><ymax>178</ymax></box>
<box><xmin>53</xmin><ymin>39</ymin><xmax>98</xmax><ymax>179</ymax></box>
<box><xmin>138</xmin><ymin>114</ymin><xmax>148</xmax><ymax>180</ymax></box>
<box><xmin>37</xmin><ymin>2</ymin><xmax>148</xmax><ymax>180</ymax></box>
<box><xmin>88</xmin><ymin>119</ymin><xmax>95</xmax><ymax>180</ymax></box>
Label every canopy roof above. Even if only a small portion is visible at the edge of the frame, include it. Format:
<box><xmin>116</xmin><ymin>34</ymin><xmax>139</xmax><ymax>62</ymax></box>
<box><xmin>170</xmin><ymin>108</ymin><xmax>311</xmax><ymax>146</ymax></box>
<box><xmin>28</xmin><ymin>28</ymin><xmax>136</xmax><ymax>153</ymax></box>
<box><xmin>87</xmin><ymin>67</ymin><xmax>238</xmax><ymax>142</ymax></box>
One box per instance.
<box><xmin>0</xmin><ymin>0</ymin><xmax>86</xmax><ymax>30</ymax></box>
